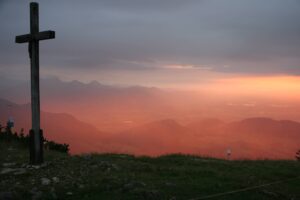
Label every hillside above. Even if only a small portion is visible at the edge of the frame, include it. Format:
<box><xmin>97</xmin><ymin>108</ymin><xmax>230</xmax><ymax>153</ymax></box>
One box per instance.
<box><xmin>103</xmin><ymin>118</ymin><xmax>300</xmax><ymax>159</ymax></box>
<box><xmin>104</xmin><ymin>119</ymin><xmax>193</xmax><ymax>156</ymax></box>
<box><xmin>3</xmin><ymin>77</ymin><xmax>300</xmax><ymax>132</ymax></box>
<box><xmin>0</xmin><ymin>99</ymin><xmax>105</xmax><ymax>154</ymax></box>
<box><xmin>0</xmin><ymin>140</ymin><xmax>299</xmax><ymax>200</ymax></box>
<box><xmin>185</xmin><ymin>118</ymin><xmax>300</xmax><ymax>159</ymax></box>
<box><xmin>1</xmin><ymin>99</ymin><xmax>300</xmax><ymax>159</ymax></box>
<box><xmin>0</xmin><ymin>78</ymin><xmax>173</xmax><ymax>132</ymax></box>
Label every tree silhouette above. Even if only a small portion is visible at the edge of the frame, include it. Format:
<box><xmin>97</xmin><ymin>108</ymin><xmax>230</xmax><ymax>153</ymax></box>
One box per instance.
<box><xmin>296</xmin><ymin>150</ymin><xmax>300</xmax><ymax>161</ymax></box>
<box><xmin>0</xmin><ymin>129</ymin><xmax>69</xmax><ymax>153</ymax></box>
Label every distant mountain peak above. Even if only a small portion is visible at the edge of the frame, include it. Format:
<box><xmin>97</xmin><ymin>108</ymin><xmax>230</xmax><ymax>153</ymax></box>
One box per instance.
<box><xmin>239</xmin><ymin>117</ymin><xmax>277</xmax><ymax>124</ymax></box>
<box><xmin>0</xmin><ymin>98</ymin><xmax>17</xmax><ymax>106</ymax></box>
<box><xmin>88</xmin><ymin>80</ymin><xmax>101</xmax><ymax>86</ymax></box>
<box><xmin>70</xmin><ymin>80</ymin><xmax>84</xmax><ymax>86</ymax></box>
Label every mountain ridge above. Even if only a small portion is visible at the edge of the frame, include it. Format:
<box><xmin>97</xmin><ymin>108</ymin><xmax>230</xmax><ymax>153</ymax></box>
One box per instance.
<box><xmin>0</xmin><ymin>98</ymin><xmax>299</xmax><ymax>159</ymax></box>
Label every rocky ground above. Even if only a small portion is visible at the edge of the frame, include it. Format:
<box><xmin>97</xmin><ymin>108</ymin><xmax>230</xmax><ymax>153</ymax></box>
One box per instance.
<box><xmin>1</xmin><ymin>141</ymin><xmax>300</xmax><ymax>200</ymax></box>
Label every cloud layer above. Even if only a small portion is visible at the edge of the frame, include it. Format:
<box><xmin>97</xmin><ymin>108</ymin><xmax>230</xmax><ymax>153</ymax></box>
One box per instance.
<box><xmin>1</xmin><ymin>0</ymin><xmax>300</xmax><ymax>82</ymax></box>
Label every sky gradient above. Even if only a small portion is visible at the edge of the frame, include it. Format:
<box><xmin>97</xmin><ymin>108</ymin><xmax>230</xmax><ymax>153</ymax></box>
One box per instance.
<box><xmin>1</xmin><ymin>0</ymin><xmax>300</xmax><ymax>87</ymax></box>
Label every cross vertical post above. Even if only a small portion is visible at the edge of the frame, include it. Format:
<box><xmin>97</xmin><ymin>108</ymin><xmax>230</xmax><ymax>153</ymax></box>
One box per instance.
<box><xmin>30</xmin><ymin>2</ymin><xmax>42</xmax><ymax>165</ymax></box>
<box><xmin>15</xmin><ymin>2</ymin><xmax>55</xmax><ymax>164</ymax></box>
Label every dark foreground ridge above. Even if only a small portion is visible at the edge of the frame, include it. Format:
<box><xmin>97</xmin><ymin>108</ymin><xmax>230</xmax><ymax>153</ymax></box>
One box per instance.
<box><xmin>0</xmin><ymin>139</ymin><xmax>300</xmax><ymax>200</ymax></box>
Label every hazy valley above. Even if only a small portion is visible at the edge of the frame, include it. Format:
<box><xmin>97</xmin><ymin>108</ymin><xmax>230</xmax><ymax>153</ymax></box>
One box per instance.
<box><xmin>1</xmin><ymin>78</ymin><xmax>299</xmax><ymax>160</ymax></box>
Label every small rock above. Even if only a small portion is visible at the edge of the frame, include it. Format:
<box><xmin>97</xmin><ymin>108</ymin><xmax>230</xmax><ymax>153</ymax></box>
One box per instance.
<box><xmin>111</xmin><ymin>164</ymin><xmax>120</xmax><ymax>171</ymax></box>
<box><xmin>123</xmin><ymin>181</ymin><xmax>146</xmax><ymax>191</ymax></box>
<box><xmin>52</xmin><ymin>177</ymin><xmax>59</xmax><ymax>183</ymax></box>
<box><xmin>165</xmin><ymin>182</ymin><xmax>176</xmax><ymax>187</ymax></box>
<box><xmin>40</xmin><ymin>162</ymin><xmax>49</xmax><ymax>168</ymax></box>
<box><xmin>32</xmin><ymin>165</ymin><xmax>40</xmax><ymax>170</ymax></box>
<box><xmin>82</xmin><ymin>154</ymin><xmax>92</xmax><ymax>160</ymax></box>
<box><xmin>78</xmin><ymin>184</ymin><xmax>85</xmax><ymax>189</ymax></box>
<box><xmin>41</xmin><ymin>178</ymin><xmax>51</xmax><ymax>185</ymax></box>
<box><xmin>13</xmin><ymin>169</ymin><xmax>27</xmax><ymax>175</ymax></box>
<box><xmin>98</xmin><ymin>161</ymin><xmax>110</xmax><ymax>168</ymax></box>
<box><xmin>1</xmin><ymin>168</ymin><xmax>16</xmax><ymax>174</ymax></box>
<box><xmin>2</xmin><ymin>163</ymin><xmax>16</xmax><ymax>167</ymax></box>
<box><xmin>26</xmin><ymin>165</ymin><xmax>36</xmax><ymax>170</ymax></box>
<box><xmin>66</xmin><ymin>192</ymin><xmax>73</xmax><ymax>195</ymax></box>
<box><xmin>91</xmin><ymin>164</ymin><xmax>98</xmax><ymax>169</ymax></box>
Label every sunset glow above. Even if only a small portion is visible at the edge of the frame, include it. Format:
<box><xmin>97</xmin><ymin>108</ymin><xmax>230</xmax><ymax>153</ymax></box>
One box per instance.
<box><xmin>197</xmin><ymin>75</ymin><xmax>300</xmax><ymax>100</ymax></box>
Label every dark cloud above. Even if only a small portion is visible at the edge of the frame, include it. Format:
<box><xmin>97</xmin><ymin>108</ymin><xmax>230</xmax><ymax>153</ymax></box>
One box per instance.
<box><xmin>1</xmin><ymin>0</ymin><xmax>300</xmax><ymax>78</ymax></box>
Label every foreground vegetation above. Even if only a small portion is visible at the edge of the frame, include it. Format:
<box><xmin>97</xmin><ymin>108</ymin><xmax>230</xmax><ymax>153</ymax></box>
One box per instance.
<box><xmin>0</xmin><ymin>139</ymin><xmax>299</xmax><ymax>200</ymax></box>
<box><xmin>0</xmin><ymin>128</ymin><xmax>69</xmax><ymax>153</ymax></box>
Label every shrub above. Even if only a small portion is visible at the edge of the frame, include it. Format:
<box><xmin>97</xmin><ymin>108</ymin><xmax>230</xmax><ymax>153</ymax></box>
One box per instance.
<box><xmin>44</xmin><ymin>140</ymin><xmax>70</xmax><ymax>153</ymax></box>
<box><xmin>0</xmin><ymin>129</ymin><xmax>69</xmax><ymax>153</ymax></box>
<box><xmin>296</xmin><ymin>150</ymin><xmax>300</xmax><ymax>161</ymax></box>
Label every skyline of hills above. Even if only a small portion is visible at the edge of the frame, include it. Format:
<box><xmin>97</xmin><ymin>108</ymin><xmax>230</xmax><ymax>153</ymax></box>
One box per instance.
<box><xmin>0</xmin><ymin>98</ymin><xmax>105</xmax><ymax>154</ymax></box>
<box><xmin>0</xmin><ymin>98</ymin><xmax>299</xmax><ymax>159</ymax></box>
<box><xmin>2</xmin><ymin>76</ymin><xmax>300</xmax><ymax>133</ymax></box>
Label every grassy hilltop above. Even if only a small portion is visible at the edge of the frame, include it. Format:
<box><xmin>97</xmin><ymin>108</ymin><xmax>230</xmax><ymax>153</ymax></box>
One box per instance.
<box><xmin>0</xmin><ymin>139</ymin><xmax>300</xmax><ymax>200</ymax></box>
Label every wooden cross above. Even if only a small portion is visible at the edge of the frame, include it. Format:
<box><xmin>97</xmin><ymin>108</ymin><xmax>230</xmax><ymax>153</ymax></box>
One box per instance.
<box><xmin>15</xmin><ymin>2</ymin><xmax>55</xmax><ymax>164</ymax></box>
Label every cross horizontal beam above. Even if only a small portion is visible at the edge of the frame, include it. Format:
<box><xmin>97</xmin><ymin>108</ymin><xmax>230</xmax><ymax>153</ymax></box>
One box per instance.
<box><xmin>15</xmin><ymin>30</ymin><xmax>55</xmax><ymax>43</ymax></box>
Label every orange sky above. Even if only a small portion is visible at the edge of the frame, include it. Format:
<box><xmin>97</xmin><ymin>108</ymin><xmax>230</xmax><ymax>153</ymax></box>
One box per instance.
<box><xmin>195</xmin><ymin>75</ymin><xmax>300</xmax><ymax>101</ymax></box>
<box><xmin>42</xmin><ymin>66</ymin><xmax>300</xmax><ymax>102</ymax></box>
